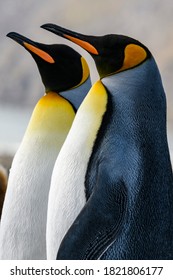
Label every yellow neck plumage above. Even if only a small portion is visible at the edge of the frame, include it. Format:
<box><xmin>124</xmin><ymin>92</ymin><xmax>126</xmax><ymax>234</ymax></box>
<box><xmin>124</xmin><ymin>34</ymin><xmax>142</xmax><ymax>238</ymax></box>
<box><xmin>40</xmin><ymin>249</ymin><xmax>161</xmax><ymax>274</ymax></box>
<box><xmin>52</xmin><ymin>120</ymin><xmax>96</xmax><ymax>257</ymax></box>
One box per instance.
<box><xmin>23</xmin><ymin>92</ymin><xmax>75</xmax><ymax>146</ymax></box>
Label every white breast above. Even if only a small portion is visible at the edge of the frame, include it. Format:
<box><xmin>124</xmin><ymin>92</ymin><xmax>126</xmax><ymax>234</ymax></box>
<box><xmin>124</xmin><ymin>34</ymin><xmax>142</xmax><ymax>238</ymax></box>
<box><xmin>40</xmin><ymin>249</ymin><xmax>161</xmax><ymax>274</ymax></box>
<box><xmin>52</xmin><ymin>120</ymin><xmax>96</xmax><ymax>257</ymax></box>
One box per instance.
<box><xmin>0</xmin><ymin>140</ymin><xmax>59</xmax><ymax>259</ymax></box>
<box><xmin>0</xmin><ymin>93</ymin><xmax>75</xmax><ymax>260</ymax></box>
<box><xmin>46</xmin><ymin>81</ymin><xmax>108</xmax><ymax>259</ymax></box>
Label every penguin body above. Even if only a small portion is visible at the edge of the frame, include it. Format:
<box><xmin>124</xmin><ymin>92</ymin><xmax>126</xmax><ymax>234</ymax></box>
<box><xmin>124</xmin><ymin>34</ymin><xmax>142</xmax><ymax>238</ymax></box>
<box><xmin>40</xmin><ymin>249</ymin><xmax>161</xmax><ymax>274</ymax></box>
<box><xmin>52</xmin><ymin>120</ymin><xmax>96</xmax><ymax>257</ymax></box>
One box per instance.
<box><xmin>0</xmin><ymin>93</ymin><xmax>75</xmax><ymax>259</ymax></box>
<box><xmin>0</xmin><ymin>32</ymin><xmax>90</xmax><ymax>259</ymax></box>
<box><xmin>42</xmin><ymin>24</ymin><xmax>173</xmax><ymax>260</ymax></box>
<box><xmin>86</xmin><ymin>59</ymin><xmax>173</xmax><ymax>260</ymax></box>
<box><xmin>46</xmin><ymin>81</ymin><xmax>107</xmax><ymax>259</ymax></box>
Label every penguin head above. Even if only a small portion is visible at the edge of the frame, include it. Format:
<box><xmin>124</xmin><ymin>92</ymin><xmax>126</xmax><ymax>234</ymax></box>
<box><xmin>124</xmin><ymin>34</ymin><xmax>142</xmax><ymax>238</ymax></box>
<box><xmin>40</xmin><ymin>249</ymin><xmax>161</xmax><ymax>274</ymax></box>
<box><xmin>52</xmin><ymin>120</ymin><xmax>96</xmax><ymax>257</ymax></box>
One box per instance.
<box><xmin>7</xmin><ymin>32</ymin><xmax>90</xmax><ymax>93</ymax></box>
<box><xmin>41</xmin><ymin>24</ymin><xmax>151</xmax><ymax>79</ymax></box>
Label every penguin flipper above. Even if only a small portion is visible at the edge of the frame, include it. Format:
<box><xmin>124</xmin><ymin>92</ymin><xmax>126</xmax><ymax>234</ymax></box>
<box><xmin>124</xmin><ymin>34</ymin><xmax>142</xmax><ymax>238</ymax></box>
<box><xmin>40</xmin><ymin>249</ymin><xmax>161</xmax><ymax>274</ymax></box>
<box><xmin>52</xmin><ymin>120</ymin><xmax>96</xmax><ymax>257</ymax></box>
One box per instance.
<box><xmin>57</xmin><ymin>175</ymin><xmax>127</xmax><ymax>260</ymax></box>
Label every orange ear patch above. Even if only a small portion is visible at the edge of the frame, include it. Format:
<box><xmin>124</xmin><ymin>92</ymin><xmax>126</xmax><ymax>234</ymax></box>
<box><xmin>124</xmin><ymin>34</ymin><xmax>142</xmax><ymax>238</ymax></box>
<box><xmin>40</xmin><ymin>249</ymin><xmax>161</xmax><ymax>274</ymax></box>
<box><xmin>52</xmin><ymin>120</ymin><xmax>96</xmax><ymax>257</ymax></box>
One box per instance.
<box><xmin>118</xmin><ymin>44</ymin><xmax>147</xmax><ymax>72</ymax></box>
<box><xmin>64</xmin><ymin>34</ymin><xmax>99</xmax><ymax>55</ymax></box>
<box><xmin>79</xmin><ymin>57</ymin><xmax>90</xmax><ymax>85</ymax></box>
<box><xmin>24</xmin><ymin>42</ymin><xmax>55</xmax><ymax>63</ymax></box>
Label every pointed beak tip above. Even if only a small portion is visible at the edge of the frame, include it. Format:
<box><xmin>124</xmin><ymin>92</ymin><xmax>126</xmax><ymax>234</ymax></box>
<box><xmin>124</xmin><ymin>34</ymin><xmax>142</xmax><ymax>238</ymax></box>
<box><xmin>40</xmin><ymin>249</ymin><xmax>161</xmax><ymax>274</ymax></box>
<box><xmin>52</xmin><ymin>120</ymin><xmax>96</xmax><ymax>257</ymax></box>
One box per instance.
<box><xmin>6</xmin><ymin>32</ymin><xmax>21</xmax><ymax>43</ymax></box>
<box><xmin>6</xmin><ymin>32</ymin><xmax>34</xmax><ymax>48</ymax></box>
<box><xmin>40</xmin><ymin>24</ymin><xmax>47</xmax><ymax>29</ymax></box>
<box><xmin>40</xmin><ymin>23</ymin><xmax>54</xmax><ymax>31</ymax></box>
<box><xmin>6</xmin><ymin>32</ymin><xmax>15</xmax><ymax>39</ymax></box>
<box><xmin>40</xmin><ymin>23</ymin><xmax>66</xmax><ymax>39</ymax></box>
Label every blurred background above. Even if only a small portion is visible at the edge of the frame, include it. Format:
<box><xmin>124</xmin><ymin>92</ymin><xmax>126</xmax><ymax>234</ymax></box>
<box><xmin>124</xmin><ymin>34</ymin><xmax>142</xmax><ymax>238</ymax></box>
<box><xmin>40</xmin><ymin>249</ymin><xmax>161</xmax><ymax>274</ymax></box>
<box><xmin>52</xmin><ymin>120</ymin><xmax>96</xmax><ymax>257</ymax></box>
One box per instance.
<box><xmin>0</xmin><ymin>0</ymin><xmax>173</xmax><ymax>171</ymax></box>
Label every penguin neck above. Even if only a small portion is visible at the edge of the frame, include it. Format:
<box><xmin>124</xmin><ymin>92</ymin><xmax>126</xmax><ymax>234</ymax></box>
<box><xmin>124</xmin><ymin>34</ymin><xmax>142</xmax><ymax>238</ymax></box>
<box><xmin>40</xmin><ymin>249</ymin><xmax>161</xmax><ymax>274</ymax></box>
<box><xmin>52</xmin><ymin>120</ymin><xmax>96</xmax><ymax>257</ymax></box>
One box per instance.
<box><xmin>59</xmin><ymin>76</ymin><xmax>91</xmax><ymax>110</ymax></box>
<box><xmin>101</xmin><ymin>58</ymin><xmax>170</xmax><ymax>161</ymax></box>
<box><xmin>22</xmin><ymin>91</ymin><xmax>75</xmax><ymax>148</ymax></box>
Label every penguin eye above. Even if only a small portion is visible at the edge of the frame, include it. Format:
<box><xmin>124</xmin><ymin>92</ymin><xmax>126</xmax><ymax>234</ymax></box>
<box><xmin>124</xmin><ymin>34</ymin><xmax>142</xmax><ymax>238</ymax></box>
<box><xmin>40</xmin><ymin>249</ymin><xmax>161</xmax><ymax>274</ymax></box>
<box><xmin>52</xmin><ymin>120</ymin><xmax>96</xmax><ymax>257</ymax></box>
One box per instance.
<box><xmin>118</xmin><ymin>44</ymin><xmax>147</xmax><ymax>72</ymax></box>
<box><xmin>24</xmin><ymin>42</ymin><xmax>55</xmax><ymax>64</ymax></box>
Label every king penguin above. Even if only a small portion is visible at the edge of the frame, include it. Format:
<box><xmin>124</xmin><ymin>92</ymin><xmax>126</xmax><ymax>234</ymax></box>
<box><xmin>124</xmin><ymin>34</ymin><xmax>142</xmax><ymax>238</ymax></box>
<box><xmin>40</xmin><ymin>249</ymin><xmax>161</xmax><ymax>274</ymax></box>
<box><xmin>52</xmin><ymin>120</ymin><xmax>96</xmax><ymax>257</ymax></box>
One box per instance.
<box><xmin>42</xmin><ymin>24</ymin><xmax>173</xmax><ymax>260</ymax></box>
<box><xmin>0</xmin><ymin>32</ymin><xmax>91</xmax><ymax>259</ymax></box>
